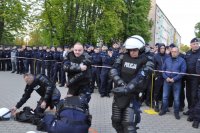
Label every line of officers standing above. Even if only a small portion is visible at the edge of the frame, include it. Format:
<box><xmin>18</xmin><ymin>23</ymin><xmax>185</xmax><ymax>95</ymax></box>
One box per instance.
<box><xmin>0</xmin><ymin>43</ymin><xmax>123</xmax><ymax>95</ymax></box>
<box><xmin>0</xmin><ymin>45</ymin><xmax>66</xmax><ymax>87</ymax></box>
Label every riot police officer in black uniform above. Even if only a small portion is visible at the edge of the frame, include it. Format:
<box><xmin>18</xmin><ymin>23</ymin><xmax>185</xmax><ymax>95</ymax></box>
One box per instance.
<box><xmin>11</xmin><ymin>73</ymin><xmax>61</xmax><ymax>114</ymax></box>
<box><xmin>63</xmin><ymin>42</ymin><xmax>92</xmax><ymax>102</ymax></box>
<box><xmin>110</xmin><ymin>35</ymin><xmax>154</xmax><ymax>133</ymax></box>
<box><xmin>37</xmin><ymin>95</ymin><xmax>91</xmax><ymax>133</ymax></box>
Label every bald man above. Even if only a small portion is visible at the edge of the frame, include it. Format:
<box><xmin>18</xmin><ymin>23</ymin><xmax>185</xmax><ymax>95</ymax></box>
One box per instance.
<box><xmin>63</xmin><ymin>42</ymin><xmax>92</xmax><ymax>102</ymax></box>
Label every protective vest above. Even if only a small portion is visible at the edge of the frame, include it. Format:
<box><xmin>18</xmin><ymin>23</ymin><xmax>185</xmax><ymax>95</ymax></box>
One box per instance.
<box><xmin>121</xmin><ymin>54</ymin><xmax>146</xmax><ymax>83</ymax></box>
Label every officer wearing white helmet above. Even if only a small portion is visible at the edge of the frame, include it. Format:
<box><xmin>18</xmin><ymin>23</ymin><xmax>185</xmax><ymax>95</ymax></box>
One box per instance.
<box><xmin>109</xmin><ymin>35</ymin><xmax>154</xmax><ymax>133</ymax></box>
<box><xmin>124</xmin><ymin>35</ymin><xmax>145</xmax><ymax>50</ymax></box>
<box><xmin>0</xmin><ymin>107</ymin><xmax>11</xmax><ymax>120</ymax></box>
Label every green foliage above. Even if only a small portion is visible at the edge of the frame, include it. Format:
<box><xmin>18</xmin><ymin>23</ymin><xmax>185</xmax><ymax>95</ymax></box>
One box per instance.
<box><xmin>195</xmin><ymin>22</ymin><xmax>200</xmax><ymax>38</ymax></box>
<box><xmin>122</xmin><ymin>0</ymin><xmax>152</xmax><ymax>42</ymax></box>
<box><xmin>0</xmin><ymin>0</ymin><xmax>29</xmax><ymax>44</ymax></box>
<box><xmin>180</xmin><ymin>44</ymin><xmax>190</xmax><ymax>53</ymax></box>
<box><xmin>15</xmin><ymin>37</ymin><xmax>26</xmax><ymax>46</ymax></box>
<box><xmin>1</xmin><ymin>0</ymin><xmax>152</xmax><ymax>46</ymax></box>
<box><xmin>30</xmin><ymin>0</ymin><xmax>152</xmax><ymax>46</ymax></box>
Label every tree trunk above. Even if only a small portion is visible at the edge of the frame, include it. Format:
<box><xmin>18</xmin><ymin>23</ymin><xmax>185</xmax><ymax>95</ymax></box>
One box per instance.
<box><xmin>0</xmin><ymin>20</ymin><xmax>4</xmax><ymax>44</ymax></box>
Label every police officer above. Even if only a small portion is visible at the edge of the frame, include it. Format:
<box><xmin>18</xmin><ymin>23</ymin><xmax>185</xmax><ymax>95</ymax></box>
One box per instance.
<box><xmin>59</xmin><ymin>47</ymin><xmax>66</xmax><ymax>87</ymax></box>
<box><xmin>11</xmin><ymin>46</ymin><xmax>17</xmax><ymax>73</ymax></box>
<box><xmin>21</xmin><ymin>45</ymin><xmax>27</xmax><ymax>74</ymax></box>
<box><xmin>100</xmin><ymin>47</ymin><xmax>115</xmax><ymax>97</ymax></box>
<box><xmin>16</xmin><ymin>47</ymin><xmax>24</xmax><ymax>74</ymax></box>
<box><xmin>31</xmin><ymin>46</ymin><xmax>38</xmax><ymax>74</ymax></box>
<box><xmin>52</xmin><ymin>46</ymin><xmax>65</xmax><ymax>86</ymax></box>
<box><xmin>63</xmin><ymin>42</ymin><xmax>92</xmax><ymax>102</ymax></box>
<box><xmin>36</xmin><ymin>95</ymin><xmax>91</xmax><ymax>133</ymax></box>
<box><xmin>110</xmin><ymin>35</ymin><xmax>154</xmax><ymax>133</ymax></box>
<box><xmin>0</xmin><ymin>46</ymin><xmax>5</xmax><ymax>71</ymax></box>
<box><xmin>50</xmin><ymin>46</ymin><xmax>56</xmax><ymax>81</ymax></box>
<box><xmin>11</xmin><ymin>73</ymin><xmax>61</xmax><ymax>114</ymax></box>
<box><xmin>184</xmin><ymin>38</ymin><xmax>200</xmax><ymax>121</ymax></box>
<box><xmin>36</xmin><ymin>46</ymin><xmax>44</xmax><ymax>74</ymax></box>
<box><xmin>190</xmin><ymin>38</ymin><xmax>200</xmax><ymax>128</ymax></box>
<box><xmin>112</xmin><ymin>42</ymin><xmax>120</xmax><ymax>59</ymax></box>
<box><xmin>24</xmin><ymin>46</ymin><xmax>33</xmax><ymax>73</ymax></box>
<box><xmin>42</xmin><ymin>47</ymin><xmax>53</xmax><ymax>78</ymax></box>
<box><xmin>91</xmin><ymin>46</ymin><xmax>102</xmax><ymax>92</ymax></box>
<box><xmin>41</xmin><ymin>46</ymin><xmax>47</xmax><ymax>75</ymax></box>
<box><xmin>4</xmin><ymin>47</ymin><xmax>11</xmax><ymax>71</ymax></box>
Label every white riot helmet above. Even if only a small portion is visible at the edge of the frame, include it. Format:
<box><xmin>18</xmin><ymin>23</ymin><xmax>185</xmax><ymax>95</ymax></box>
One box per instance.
<box><xmin>26</xmin><ymin>131</ymin><xmax>37</xmax><ymax>133</ymax></box>
<box><xmin>0</xmin><ymin>107</ymin><xmax>11</xmax><ymax>120</ymax></box>
<box><xmin>124</xmin><ymin>35</ymin><xmax>145</xmax><ymax>50</ymax></box>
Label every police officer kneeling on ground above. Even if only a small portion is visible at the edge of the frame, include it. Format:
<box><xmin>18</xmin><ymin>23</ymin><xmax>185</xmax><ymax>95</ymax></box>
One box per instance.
<box><xmin>110</xmin><ymin>35</ymin><xmax>154</xmax><ymax>133</ymax></box>
<box><xmin>11</xmin><ymin>73</ymin><xmax>61</xmax><ymax>114</ymax></box>
<box><xmin>36</xmin><ymin>94</ymin><xmax>91</xmax><ymax>133</ymax></box>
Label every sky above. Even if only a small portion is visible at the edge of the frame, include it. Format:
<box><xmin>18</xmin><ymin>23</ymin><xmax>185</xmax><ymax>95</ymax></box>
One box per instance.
<box><xmin>156</xmin><ymin>0</ymin><xmax>200</xmax><ymax>45</ymax></box>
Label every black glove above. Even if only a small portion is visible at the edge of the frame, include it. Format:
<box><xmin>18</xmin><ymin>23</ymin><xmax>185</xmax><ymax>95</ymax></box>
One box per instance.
<box><xmin>112</xmin><ymin>86</ymin><xmax>128</xmax><ymax>96</ymax></box>
<box><xmin>82</xmin><ymin>59</ymin><xmax>91</xmax><ymax>66</ymax></box>
<box><xmin>117</xmin><ymin>80</ymin><xmax>127</xmax><ymax>87</ymax></box>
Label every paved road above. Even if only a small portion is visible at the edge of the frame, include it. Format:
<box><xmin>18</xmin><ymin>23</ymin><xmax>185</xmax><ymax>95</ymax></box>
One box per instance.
<box><xmin>0</xmin><ymin>71</ymin><xmax>199</xmax><ymax>133</ymax></box>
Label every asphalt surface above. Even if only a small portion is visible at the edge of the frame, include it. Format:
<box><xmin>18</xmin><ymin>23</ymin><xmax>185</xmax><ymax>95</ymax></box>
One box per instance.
<box><xmin>0</xmin><ymin>71</ymin><xmax>199</xmax><ymax>133</ymax></box>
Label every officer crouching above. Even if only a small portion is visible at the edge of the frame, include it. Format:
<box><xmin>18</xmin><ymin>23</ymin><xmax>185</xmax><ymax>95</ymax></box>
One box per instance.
<box><xmin>36</xmin><ymin>94</ymin><xmax>91</xmax><ymax>133</ymax></box>
<box><xmin>11</xmin><ymin>73</ymin><xmax>61</xmax><ymax>114</ymax></box>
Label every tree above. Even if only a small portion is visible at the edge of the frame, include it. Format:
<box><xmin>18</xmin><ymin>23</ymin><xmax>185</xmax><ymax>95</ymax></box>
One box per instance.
<box><xmin>0</xmin><ymin>0</ymin><xmax>29</xmax><ymax>44</ymax></box>
<box><xmin>122</xmin><ymin>0</ymin><xmax>152</xmax><ymax>42</ymax></box>
<box><xmin>180</xmin><ymin>44</ymin><xmax>190</xmax><ymax>53</ymax></box>
<box><xmin>14</xmin><ymin>37</ymin><xmax>25</xmax><ymax>46</ymax></box>
<box><xmin>37</xmin><ymin>0</ymin><xmax>127</xmax><ymax>45</ymax></box>
<box><xmin>26</xmin><ymin>0</ymin><xmax>152</xmax><ymax>46</ymax></box>
<box><xmin>28</xmin><ymin>29</ymin><xmax>44</xmax><ymax>46</ymax></box>
<box><xmin>195</xmin><ymin>22</ymin><xmax>200</xmax><ymax>38</ymax></box>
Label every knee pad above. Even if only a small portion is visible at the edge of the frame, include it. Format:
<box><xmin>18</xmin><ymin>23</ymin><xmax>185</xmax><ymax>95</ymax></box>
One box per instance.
<box><xmin>112</xmin><ymin>103</ymin><xmax>122</xmax><ymax>121</ymax></box>
<box><xmin>122</xmin><ymin>106</ymin><xmax>141</xmax><ymax>125</ymax></box>
<box><xmin>112</xmin><ymin>102</ymin><xmax>123</xmax><ymax>130</ymax></box>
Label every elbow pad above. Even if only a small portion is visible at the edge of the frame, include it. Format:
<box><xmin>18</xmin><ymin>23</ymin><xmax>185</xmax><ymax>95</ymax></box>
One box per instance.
<box><xmin>68</xmin><ymin>73</ymin><xmax>84</xmax><ymax>87</ymax></box>
<box><xmin>63</xmin><ymin>62</ymin><xmax>81</xmax><ymax>72</ymax></box>
<box><xmin>109</xmin><ymin>69</ymin><xmax>126</xmax><ymax>86</ymax></box>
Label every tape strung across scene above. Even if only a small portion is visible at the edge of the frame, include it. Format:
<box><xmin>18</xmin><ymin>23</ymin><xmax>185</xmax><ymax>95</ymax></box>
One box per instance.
<box><xmin>1</xmin><ymin>57</ymin><xmax>200</xmax><ymax>77</ymax></box>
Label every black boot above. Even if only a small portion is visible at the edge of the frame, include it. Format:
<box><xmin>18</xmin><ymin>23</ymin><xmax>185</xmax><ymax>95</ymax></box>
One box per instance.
<box><xmin>183</xmin><ymin>110</ymin><xmax>189</xmax><ymax>115</ymax></box>
<box><xmin>159</xmin><ymin>110</ymin><xmax>166</xmax><ymax>116</ymax></box>
<box><xmin>192</xmin><ymin>121</ymin><xmax>199</xmax><ymax>128</ymax></box>
<box><xmin>154</xmin><ymin>101</ymin><xmax>159</xmax><ymax>112</ymax></box>
<box><xmin>187</xmin><ymin>116</ymin><xmax>193</xmax><ymax>122</ymax></box>
<box><xmin>174</xmin><ymin>113</ymin><xmax>180</xmax><ymax>120</ymax></box>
